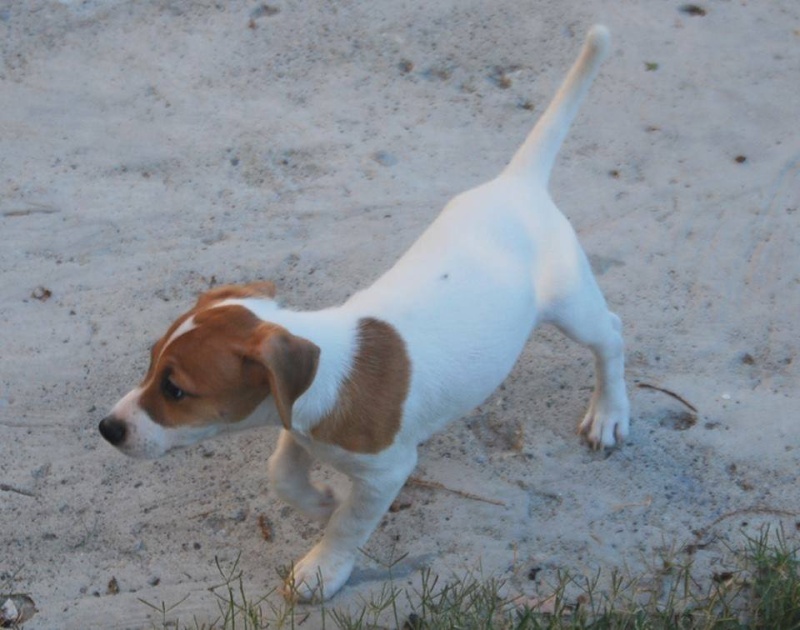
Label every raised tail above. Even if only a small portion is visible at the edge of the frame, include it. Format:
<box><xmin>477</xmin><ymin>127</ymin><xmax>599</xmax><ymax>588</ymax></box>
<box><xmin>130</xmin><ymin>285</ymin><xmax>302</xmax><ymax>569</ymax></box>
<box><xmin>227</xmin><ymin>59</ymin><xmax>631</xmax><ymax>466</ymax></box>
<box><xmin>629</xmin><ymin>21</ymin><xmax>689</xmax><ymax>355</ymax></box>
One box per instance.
<box><xmin>505</xmin><ymin>24</ymin><xmax>611</xmax><ymax>185</ymax></box>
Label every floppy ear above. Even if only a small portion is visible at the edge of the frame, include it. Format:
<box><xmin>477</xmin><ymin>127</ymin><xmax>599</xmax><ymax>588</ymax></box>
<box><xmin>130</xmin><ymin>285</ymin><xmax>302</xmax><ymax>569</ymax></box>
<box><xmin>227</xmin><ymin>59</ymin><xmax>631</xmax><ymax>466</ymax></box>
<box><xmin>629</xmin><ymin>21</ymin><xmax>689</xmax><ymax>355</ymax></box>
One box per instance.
<box><xmin>195</xmin><ymin>281</ymin><xmax>277</xmax><ymax>309</ymax></box>
<box><xmin>254</xmin><ymin>327</ymin><xmax>320</xmax><ymax>430</ymax></box>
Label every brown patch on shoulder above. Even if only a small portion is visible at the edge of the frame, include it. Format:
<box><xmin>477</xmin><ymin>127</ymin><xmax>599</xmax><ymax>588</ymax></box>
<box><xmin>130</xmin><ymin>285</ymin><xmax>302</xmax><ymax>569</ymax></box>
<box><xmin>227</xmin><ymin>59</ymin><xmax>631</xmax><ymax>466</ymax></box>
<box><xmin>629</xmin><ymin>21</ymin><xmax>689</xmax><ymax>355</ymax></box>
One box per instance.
<box><xmin>311</xmin><ymin>318</ymin><xmax>410</xmax><ymax>454</ymax></box>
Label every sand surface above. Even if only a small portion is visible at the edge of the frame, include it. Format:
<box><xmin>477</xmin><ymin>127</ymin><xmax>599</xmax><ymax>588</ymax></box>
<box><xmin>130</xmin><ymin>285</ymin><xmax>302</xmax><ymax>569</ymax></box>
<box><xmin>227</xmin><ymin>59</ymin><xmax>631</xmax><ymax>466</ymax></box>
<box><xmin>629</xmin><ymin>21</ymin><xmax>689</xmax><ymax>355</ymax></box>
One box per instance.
<box><xmin>1</xmin><ymin>1</ymin><xmax>798</xmax><ymax>628</ymax></box>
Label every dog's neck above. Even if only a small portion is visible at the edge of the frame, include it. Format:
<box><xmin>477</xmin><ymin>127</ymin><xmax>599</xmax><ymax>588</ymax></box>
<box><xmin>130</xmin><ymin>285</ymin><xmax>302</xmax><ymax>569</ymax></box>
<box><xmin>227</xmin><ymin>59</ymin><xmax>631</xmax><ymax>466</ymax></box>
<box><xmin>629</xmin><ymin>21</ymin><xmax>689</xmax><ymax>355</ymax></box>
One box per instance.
<box><xmin>226</xmin><ymin>298</ymin><xmax>360</xmax><ymax>435</ymax></box>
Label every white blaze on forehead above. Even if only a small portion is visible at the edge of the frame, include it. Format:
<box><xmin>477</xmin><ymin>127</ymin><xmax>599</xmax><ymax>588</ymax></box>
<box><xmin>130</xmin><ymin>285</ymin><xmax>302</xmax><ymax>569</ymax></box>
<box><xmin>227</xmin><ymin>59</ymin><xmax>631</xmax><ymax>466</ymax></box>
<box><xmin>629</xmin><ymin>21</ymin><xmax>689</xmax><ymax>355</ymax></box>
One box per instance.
<box><xmin>158</xmin><ymin>315</ymin><xmax>197</xmax><ymax>362</ymax></box>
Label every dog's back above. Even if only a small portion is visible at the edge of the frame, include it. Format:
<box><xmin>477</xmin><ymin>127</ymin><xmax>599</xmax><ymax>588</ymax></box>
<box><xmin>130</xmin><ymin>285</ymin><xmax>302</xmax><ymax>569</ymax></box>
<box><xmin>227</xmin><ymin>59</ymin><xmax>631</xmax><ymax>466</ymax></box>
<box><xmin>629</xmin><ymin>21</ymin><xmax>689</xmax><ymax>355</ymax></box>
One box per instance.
<box><xmin>344</xmin><ymin>26</ymin><xmax>613</xmax><ymax>439</ymax></box>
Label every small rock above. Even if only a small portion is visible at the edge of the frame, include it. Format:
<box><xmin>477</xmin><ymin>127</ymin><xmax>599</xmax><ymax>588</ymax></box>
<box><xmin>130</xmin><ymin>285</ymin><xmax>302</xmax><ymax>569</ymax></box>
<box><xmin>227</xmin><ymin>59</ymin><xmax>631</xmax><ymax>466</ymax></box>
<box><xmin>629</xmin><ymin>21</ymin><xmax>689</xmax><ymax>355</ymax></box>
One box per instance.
<box><xmin>679</xmin><ymin>4</ymin><xmax>707</xmax><ymax>16</ymax></box>
<box><xmin>31</xmin><ymin>463</ymin><xmax>51</xmax><ymax>479</ymax></box>
<box><xmin>398</xmin><ymin>59</ymin><xmax>414</xmax><ymax>74</ymax></box>
<box><xmin>250</xmin><ymin>4</ymin><xmax>280</xmax><ymax>19</ymax></box>
<box><xmin>1</xmin><ymin>594</ymin><xmax>37</xmax><ymax>626</ymax></box>
<box><xmin>131</xmin><ymin>540</ymin><xmax>145</xmax><ymax>553</ymax></box>
<box><xmin>31</xmin><ymin>286</ymin><xmax>52</xmax><ymax>301</ymax></box>
<box><xmin>372</xmin><ymin>151</ymin><xmax>398</xmax><ymax>167</ymax></box>
<box><xmin>229</xmin><ymin>507</ymin><xmax>248</xmax><ymax>522</ymax></box>
<box><xmin>489</xmin><ymin>65</ymin><xmax>516</xmax><ymax>89</ymax></box>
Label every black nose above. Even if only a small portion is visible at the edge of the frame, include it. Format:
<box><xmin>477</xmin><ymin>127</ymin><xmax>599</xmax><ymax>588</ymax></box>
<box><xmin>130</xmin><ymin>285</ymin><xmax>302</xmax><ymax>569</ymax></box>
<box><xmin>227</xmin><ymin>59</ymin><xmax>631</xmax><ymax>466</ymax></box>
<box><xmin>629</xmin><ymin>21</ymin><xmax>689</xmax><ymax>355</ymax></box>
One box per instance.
<box><xmin>99</xmin><ymin>416</ymin><xmax>127</xmax><ymax>446</ymax></box>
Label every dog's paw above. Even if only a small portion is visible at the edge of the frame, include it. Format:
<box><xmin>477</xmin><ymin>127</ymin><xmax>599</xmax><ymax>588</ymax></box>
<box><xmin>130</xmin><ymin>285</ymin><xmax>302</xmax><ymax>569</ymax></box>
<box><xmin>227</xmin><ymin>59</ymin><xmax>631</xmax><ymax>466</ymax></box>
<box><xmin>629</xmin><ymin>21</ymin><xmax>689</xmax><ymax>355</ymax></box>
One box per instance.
<box><xmin>578</xmin><ymin>394</ymin><xmax>630</xmax><ymax>449</ymax></box>
<box><xmin>283</xmin><ymin>545</ymin><xmax>355</xmax><ymax>602</ymax></box>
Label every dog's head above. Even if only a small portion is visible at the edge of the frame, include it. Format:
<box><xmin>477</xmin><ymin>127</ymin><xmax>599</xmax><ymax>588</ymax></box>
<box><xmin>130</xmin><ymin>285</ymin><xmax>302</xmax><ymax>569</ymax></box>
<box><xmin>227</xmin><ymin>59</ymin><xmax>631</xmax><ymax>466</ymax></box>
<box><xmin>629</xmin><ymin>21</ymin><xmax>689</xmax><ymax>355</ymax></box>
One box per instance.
<box><xmin>98</xmin><ymin>282</ymin><xmax>319</xmax><ymax>458</ymax></box>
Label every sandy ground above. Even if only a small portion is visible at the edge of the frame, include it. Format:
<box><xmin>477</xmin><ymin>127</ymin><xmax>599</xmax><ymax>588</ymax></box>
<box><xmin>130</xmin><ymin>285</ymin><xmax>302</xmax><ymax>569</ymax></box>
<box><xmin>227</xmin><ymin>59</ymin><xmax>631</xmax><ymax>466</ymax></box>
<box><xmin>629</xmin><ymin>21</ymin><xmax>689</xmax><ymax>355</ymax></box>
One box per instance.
<box><xmin>1</xmin><ymin>1</ymin><xmax>799</xmax><ymax>628</ymax></box>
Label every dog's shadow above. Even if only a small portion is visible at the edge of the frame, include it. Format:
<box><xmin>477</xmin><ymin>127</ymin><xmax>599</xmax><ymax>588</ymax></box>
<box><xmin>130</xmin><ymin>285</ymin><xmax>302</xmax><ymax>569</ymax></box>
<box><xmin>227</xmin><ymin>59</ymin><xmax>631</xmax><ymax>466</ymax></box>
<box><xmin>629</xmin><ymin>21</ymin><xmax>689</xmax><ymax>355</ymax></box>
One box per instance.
<box><xmin>346</xmin><ymin>552</ymin><xmax>437</xmax><ymax>588</ymax></box>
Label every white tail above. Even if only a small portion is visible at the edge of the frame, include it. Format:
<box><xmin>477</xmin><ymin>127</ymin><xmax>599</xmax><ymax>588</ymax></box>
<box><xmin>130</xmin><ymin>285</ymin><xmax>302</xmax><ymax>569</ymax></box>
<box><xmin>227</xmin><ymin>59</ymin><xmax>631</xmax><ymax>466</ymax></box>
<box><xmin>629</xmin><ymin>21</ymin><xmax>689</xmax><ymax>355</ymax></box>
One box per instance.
<box><xmin>505</xmin><ymin>25</ymin><xmax>611</xmax><ymax>185</ymax></box>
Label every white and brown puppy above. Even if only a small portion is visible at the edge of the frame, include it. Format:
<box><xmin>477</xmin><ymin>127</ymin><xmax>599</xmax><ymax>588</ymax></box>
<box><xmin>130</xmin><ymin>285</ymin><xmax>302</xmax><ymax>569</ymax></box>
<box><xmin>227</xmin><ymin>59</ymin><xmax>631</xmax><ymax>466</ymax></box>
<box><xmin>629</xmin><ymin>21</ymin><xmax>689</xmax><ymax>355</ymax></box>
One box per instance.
<box><xmin>99</xmin><ymin>25</ymin><xmax>629</xmax><ymax>602</ymax></box>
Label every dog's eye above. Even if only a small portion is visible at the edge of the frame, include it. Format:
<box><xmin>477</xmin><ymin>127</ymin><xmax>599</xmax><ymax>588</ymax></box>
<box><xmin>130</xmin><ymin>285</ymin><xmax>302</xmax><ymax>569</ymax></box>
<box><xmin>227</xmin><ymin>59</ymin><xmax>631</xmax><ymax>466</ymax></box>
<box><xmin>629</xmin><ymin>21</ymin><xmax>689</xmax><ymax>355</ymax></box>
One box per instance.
<box><xmin>162</xmin><ymin>377</ymin><xmax>186</xmax><ymax>401</ymax></box>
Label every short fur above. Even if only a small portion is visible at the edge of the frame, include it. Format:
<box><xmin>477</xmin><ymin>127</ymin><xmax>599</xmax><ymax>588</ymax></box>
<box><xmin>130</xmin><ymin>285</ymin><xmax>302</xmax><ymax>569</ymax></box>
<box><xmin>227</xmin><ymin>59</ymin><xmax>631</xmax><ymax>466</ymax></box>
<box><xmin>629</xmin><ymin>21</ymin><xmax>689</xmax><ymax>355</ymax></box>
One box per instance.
<box><xmin>99</xmin><ymin>25</ymin><xmax>629</xmax><ymax>602</ymax></box>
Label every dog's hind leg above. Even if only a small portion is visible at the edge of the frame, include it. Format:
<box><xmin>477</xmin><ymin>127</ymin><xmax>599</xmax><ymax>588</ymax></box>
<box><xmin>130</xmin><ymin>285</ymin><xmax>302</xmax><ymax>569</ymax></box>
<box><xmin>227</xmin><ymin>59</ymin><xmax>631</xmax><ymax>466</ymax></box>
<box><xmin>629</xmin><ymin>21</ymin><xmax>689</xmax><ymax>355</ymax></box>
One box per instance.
<box><xmin>546</xmin><ymin>269</ymin><xmax>630</xmax><ymax>448</ymax></box>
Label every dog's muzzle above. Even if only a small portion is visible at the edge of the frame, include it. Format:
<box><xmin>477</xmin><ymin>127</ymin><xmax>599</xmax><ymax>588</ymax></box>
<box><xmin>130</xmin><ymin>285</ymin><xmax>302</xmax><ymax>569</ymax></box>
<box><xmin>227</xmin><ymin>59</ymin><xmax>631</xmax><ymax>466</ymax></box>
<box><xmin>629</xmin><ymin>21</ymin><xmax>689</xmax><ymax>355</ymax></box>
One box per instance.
<box><xmin>98</xmin><ymin>416</ymin><xmax>127</xmax><ymax>446</ymax></box>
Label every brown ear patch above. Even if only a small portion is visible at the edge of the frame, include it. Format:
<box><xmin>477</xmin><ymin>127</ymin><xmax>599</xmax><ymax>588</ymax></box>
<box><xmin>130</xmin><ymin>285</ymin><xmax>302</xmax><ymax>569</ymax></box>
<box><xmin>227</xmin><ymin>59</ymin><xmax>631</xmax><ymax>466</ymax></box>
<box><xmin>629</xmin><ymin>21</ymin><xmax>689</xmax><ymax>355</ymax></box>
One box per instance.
<box><xmin>254</xmin><ymin>327</ymin><xmax>320</xmax><ymax>430</ymax></box>
<box><xmin>311</xmin><ymin>318</ymin><xmax>410</xmax><ymax>454</ymax></box>
<box><xmin>195</xmin><ymin>281</ymin><xmax>277</xmax><ymax>309</ymax></box>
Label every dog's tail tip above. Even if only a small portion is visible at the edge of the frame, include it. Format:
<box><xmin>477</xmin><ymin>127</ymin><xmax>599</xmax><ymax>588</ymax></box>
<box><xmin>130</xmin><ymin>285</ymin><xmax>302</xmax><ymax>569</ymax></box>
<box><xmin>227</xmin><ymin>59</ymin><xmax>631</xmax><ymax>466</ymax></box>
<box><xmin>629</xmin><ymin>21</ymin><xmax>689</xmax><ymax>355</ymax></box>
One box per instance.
<box><xmin>504</xmin><ymin>23</ymin><xmax>612</xmax><ymax>184</ymax></box>
<box><xmin>586</xmin><ymin>24</ymin><xmax>611</xmax><ymax>57</ymax></box>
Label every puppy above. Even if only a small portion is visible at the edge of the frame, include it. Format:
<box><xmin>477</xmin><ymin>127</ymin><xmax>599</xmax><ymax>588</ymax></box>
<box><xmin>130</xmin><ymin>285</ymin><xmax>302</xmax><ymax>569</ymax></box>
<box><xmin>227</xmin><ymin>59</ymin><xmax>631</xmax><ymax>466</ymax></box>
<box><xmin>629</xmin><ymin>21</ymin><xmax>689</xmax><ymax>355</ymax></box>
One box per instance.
<box><xmin>99</xmin><ymin>25</ymin><xmax>629</xmax><ymax>601</ymax></box>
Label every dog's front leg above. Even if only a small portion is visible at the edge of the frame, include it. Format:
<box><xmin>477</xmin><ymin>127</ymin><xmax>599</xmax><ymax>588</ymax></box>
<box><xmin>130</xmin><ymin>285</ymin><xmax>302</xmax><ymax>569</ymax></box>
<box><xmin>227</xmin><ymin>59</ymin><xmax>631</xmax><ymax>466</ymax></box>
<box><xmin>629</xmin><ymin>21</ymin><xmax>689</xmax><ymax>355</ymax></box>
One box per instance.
<box><xmin>268</xmin><ymin>430</ymin><xmax>339</xmax><ymax>523</ymax></box>
<box><xmin>285</xmin><ymin>449</ymin><xmax>417</xmax><ymax>602</ymax></box>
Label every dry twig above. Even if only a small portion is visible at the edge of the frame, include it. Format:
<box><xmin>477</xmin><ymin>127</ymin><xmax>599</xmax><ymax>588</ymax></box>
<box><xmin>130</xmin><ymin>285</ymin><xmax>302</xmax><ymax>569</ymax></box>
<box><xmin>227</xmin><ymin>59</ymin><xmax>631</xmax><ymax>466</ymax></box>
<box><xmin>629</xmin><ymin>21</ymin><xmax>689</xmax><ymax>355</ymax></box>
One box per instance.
<box><xmin>0</xmin><ymin>484</ymin><xmax>36</xmax><ymax>498</ymax></box>
<box><xmin>407</xmin><ymin>476</ymin><xmax>506</xmax><ymax>506</ymax></box>
<box><xmin>636</xmin><ymin>382</ymin><xmax>698</xmax><ymax>413</ymax></box>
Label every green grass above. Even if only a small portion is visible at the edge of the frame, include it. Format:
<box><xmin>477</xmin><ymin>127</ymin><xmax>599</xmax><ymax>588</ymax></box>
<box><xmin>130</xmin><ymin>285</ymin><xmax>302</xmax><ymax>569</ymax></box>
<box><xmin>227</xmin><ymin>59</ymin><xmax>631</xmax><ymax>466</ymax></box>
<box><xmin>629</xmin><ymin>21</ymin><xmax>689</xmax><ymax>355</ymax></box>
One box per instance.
<box><xmin>141</xmin><ymin>526</ymin><xmax>800</xmax><ymax>630</ymax></box>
